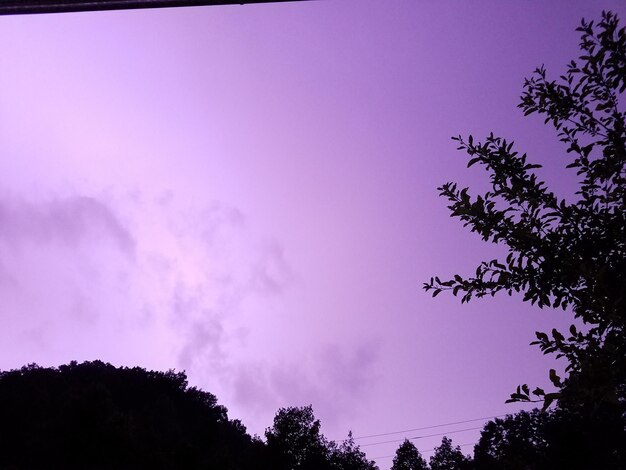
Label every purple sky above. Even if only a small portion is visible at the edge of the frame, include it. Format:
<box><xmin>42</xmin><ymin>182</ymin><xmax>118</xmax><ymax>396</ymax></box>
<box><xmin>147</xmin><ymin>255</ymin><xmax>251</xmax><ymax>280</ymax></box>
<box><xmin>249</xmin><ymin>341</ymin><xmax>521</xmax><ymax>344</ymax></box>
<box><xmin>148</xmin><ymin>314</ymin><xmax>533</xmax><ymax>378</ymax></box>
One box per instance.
<box><xmin>1</xmin><ymin>0</ymin><xmax>624</xmax><ymax>467</ymax></box>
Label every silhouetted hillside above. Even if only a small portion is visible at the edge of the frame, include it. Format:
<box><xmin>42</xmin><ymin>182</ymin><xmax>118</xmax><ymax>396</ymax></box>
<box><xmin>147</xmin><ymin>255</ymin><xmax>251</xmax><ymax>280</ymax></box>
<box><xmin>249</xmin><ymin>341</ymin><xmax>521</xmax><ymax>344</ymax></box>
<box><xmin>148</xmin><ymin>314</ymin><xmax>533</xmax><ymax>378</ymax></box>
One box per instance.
<box><xmin>0</xmin><ymin>361</ymin><xmax>380</xmax><ymax>470</ymax></box>
<box><xmin>0</xmin><ymin>361</ymin><xmax>263</xmax><ymax>469</ymax></box>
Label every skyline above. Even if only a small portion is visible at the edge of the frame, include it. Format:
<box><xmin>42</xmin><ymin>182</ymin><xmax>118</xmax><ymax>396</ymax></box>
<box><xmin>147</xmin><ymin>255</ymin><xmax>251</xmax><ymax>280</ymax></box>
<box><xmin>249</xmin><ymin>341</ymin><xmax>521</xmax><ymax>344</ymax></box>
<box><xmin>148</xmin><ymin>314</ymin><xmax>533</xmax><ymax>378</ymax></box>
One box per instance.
<box><xmin>1</xmin><ymin>1</ymin><xmax>624</xmax><ymax>467</ymax></box>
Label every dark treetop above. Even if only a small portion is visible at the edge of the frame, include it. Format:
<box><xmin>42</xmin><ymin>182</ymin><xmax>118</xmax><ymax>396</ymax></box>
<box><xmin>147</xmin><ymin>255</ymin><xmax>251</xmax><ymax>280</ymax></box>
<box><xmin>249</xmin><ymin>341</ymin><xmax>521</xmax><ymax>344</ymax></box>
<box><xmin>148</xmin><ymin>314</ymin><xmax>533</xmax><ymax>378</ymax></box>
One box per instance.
<box><xmin>0</xmin><ymin>361</ymin><xmax>376</xmax><ymax>470</ymax></box>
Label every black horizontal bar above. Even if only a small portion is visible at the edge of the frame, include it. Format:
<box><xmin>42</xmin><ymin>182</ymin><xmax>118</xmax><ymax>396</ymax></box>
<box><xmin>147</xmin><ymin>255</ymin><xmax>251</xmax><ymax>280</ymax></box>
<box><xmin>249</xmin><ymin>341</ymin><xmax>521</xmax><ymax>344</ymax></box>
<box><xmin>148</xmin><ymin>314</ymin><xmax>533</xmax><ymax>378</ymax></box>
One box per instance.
<box><xmin>0</xmin><ymin>0</ymin><xmax>310</xmax><ymax>15</ymax></box>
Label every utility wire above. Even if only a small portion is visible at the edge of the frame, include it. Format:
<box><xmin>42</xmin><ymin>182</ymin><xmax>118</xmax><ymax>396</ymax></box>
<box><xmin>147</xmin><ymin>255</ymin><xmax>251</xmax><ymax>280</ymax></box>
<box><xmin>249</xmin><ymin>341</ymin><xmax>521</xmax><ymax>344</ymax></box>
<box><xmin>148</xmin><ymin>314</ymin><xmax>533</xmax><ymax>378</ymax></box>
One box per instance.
<box><xmin>0</xmin><ymin>0</ymin><xmax>311</xmax><ymax>16</ymax></box>
<box><xmin>359</xmin><ymin>426</ymin><xmax>483</xmax><ymax>447</ymax></box>
<box><xmin>370</xmin><ymin>442</ymin><xmax>474</xmax><ymax>460</ymax></box>
<box><xmin>352</xmin><ymin>414</ymin><xmax>506</xmax><ymax>440</ymax></box>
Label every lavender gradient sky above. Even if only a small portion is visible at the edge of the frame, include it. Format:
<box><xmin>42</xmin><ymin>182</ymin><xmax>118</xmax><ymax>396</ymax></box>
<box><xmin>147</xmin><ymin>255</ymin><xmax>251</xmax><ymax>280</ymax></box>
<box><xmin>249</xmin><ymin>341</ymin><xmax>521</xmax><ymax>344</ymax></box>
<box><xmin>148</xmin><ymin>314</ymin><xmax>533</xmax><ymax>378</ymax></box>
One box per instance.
<box><xmin>1</xmin><ymin>0</ymin><xmax>624</xmax><ymax>466</ymax></box>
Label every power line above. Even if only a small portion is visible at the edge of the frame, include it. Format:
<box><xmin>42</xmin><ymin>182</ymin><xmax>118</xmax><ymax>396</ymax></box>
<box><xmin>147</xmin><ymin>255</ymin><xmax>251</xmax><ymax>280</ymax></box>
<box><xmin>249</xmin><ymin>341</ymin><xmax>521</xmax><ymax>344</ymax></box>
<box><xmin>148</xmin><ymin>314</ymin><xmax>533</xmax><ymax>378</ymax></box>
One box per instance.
<box><xmin>370</xmin><ymin>442</ymin><xmax>474</xmax><ymax>460</ymax></box>
<box><xmin>0</xmin><ymin>0</ymin><xmax>311</xmax><ymax>16</ymax></box>
<box><xmin>360</xmin><ymin>426</ymin><xmax>483</xmax><ymax>447</ymax></box>
<box><xmin>352</xmin><ymin>414</ymin><xmax>506</xmax><ymax>440</ymax></box>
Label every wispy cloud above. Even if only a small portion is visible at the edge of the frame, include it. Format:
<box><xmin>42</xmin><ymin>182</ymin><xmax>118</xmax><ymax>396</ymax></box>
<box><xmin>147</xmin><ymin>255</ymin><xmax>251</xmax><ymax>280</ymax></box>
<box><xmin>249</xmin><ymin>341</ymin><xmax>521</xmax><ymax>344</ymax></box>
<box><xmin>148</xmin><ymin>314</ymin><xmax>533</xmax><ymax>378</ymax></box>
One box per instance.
<box><xmin>0</xmin><ymin>191</ymin><xmax>138</xmax><ymax>367</ymax></box>
<box><xmin>0</xmin><ymin>193</ymin><xmax>135</xmax><ymax>255</ymax></box>
<box><xmin>158</xmin><ymin>199</ymin><xmax>296</xmax><ymax>377</ymax></box>
<box><xmin>0</xmin><ymin>188</ymin><xmax>377</xmax><ymax>440</ymax></box>
<box><xmin>230</xmin><ymin>341</ymin><xmax>380</xmax><ymax>433</ymax></box>
<box><xmin>248</xmin><ymin>240</ymin><xmax>294</xmax><ymax>296</ymax></box>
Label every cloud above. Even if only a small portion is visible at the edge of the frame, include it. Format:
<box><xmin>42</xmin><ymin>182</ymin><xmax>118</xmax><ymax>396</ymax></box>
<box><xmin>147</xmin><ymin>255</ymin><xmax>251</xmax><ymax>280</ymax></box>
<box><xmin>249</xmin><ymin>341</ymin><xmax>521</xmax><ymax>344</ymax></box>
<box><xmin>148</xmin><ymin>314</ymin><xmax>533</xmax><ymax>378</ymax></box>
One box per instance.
<box><xmin>168</xmin><ymin>199</ymin><xmax>245</xmax><ymax>249</ymax></box>
<box><xmin>178</xmin><ymin>317</ymin><xmax>225</xmax><ymax>370</ymax></box>
<box><xmin>248</xmin><ymin>240</ymin><xmax>294</xmax><ymax>296</ymax></box>
<box><xmin>319</xmin><ymin>342</ymin><xmax>379</xmax><ymax>399</ymax></box>
<box><xmin>229</xmin><ymin>341</ymin><xmax>380</xmax><ymax>434</ymax></box>
<box><xmin>157</xmin><ymin>200</ymin><xmax>296</xmax><ymax>379</ymax></box>
<box><xmin>0</xmin><ymin>189</ymin><xmax>307</xmax><ymax>437</ymax></box>
<box><xmin>0</xmin><ymin>193</ymin><xmax>135</xmax><ymax>255</ymax></box>
<box><xmin>0</xmin><ymin>191</ymin><xmax>139</xmax><ymax>369</ymax></box>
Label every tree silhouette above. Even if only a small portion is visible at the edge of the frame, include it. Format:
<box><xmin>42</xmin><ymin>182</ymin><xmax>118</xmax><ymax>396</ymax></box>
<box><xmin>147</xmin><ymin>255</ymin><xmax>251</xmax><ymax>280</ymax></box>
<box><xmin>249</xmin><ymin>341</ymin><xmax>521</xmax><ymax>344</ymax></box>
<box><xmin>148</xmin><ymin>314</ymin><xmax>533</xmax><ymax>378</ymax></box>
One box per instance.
<box><xmin>473</xmin><ymin>408</ymin><xmax>626</xmax><ymax>470</ymax></box>
<box><xmin>0</xmin><ymin>362</ymin><xmax>384</xmax><ymax>469</ymax></box>
<box><xmin>0</xmin><ymin>361</ymin><xmax>263</xmax><ymax>469</ymax></box>
<box><xmin>473</xmin><ymin>410</ymin><xmax>549</xmax><ymax>470</ymax></box>
<box><xmin>329</xmin><ymin>432</ymin><xmax>379</xmax><ymax>470</ymax></box>
<box><xmin>391</xmin><ymin>439</ymin><xmax>428</xmax><ymax>470</ymax></box>
<box><xmin>265</xmin><ymin>405</ymin><xmax>330</xmax><ymax>469</ymax></box>
<box><xmin>429</xmin><ymin>437</ymin><xmax>469</xmax><ymax>470</ymax></box>
<box><xmin>265</xmin><ymin>405</ymin><xmax>378</xmax><ymax>470</ymax></box>
<box><xmin>424</xmin><ymin>10</ymin><xmax>626</xmax><ymax>415</ymax></box>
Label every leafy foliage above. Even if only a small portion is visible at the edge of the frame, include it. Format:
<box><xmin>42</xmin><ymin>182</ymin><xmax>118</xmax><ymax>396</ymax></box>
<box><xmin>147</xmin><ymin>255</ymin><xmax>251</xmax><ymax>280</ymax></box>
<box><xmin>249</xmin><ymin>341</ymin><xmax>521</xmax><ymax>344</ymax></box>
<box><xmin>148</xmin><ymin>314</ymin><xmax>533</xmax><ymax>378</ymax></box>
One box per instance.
<box><xmin>473</xmin><ymin>409</ymin><xmax>626</xmax><ymax>470</ymax></box>
<box><xmin>329</xmin><ymin>432</ymin><xmax>380</xmax><ymax>470</ymax></box>
<box><xmin>424</xmin><ymin>11</ymin><xmax>626</xmax><ymax>413</ymax></box>
<box><xmin>0</xmin><ymin>360</ymin><xmax>261</xmax><ymax>469</ymax></box>
<box><xmin>473</xmin><ymin>410</ymin><xmax>549</xmax><ymax>470</ymax></box>
<box><xmin>265</xmin><ymin>405</ymin><xmax>330</xmax><ymax>469</ymax></box>
<box><xmin>429</xmin><ymin>437</ymin><xmax>469</xmax><ymax>470</ymax></box>
<box><xmin>0</xmin><ymin>362</ymin><xmax>377</xmax><ymax>470</ymax></box>
<box><xmin>265</xmin><ymin>406</ymin><xmax>378</xmax><ymax>470</ymax></box>
<box><xmin>391</xmin><ymin>439</ymin><xmax>429</xmax><ymax>470</ymax></box>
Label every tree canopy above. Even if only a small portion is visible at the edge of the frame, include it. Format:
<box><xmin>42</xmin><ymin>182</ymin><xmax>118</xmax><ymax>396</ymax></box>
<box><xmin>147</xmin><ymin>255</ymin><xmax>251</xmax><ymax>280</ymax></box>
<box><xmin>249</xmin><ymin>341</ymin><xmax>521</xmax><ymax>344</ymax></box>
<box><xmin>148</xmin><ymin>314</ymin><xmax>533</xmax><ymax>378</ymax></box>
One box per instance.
<box><xmin>265</xmin><ymin>405</ymin><xmax>330</xmax><ymax>469</ymax></box>
<box><xmin>3</xmin><ymin>360</ymin><xmax>622</xmax><ymax>469</ymax></box>
<box><xmin>424</xmin><ymin>10</ymin><xmax>626</xmax><ymax>416</ymax></box>
<box><xmin>265</xmin><ymin>405</ymin><xmax>378</xmax><ymax>470</ymax></box>
<box><xmin>391</xmin><ymin>439</ymin><xmax>429</xmax><ymax>470</ymax></box>
<box><xmin>473</xmin><ymin>410</ymin><xmax>549</xmax><ymax>470</ymax></box>
<box><xmin>0</xmin><ymin>362</ymin><xmax>377</xmax><ymax>470</ymax></box>
<box><xmin>473</xmin><ymin>408</ymin><xmax>625</xmax><ymax>470</ymax></box>
<box><xmin>0</xmin><ymin>360</ymin><xmax>261</xmax><ymax>469</ymax></box>
<box><xmin>429</xmin><ymin>437</ymin><xmax>469</xmax><ymax>470</ymax></box>
<box><xmin>329</xmin><ymin>433</ymin><xmax>379</xmax><ymax>470</ymax></box>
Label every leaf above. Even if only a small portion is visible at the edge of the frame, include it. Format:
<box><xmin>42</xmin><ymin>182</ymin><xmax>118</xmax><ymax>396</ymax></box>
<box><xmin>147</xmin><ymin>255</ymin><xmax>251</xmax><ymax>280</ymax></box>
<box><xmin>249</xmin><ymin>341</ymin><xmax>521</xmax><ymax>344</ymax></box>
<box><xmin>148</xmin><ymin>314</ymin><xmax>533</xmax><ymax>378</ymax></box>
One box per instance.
<box><xmin>508</xmin><ymin>393</ymin><xmax>528</xmax><ymax>401</ymax></box>
<box><xmin>549</xmin><ymin>369</ymin><xmax>562</xmax><ymax>387</ymax></box>
<box><xmin>552</xmin><ymin>328</ymin><xmax>565</xmax><ymax>342</ymax></box>
<box><xmin>426</xmin><ymin>11</ymin><xmax>626</xmax><ymax>416</ymax></box>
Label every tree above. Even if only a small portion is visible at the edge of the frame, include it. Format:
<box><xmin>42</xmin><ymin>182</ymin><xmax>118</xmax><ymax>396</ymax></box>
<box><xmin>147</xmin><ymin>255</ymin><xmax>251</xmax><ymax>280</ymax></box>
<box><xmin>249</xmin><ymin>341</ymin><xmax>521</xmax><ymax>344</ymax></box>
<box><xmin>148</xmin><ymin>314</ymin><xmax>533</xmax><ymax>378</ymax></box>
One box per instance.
<box><xmin>0</xmin><ymin>361</ymin><xmax>382</xmax><ymax>470</ymax></box>
<box><xmin>473</xmin><ymin>410</ymin><xmax>549</xmax><ymax>470</ymax></box>
<box><xmin>429</xmin><ymin>437</ymin><xmax>469</xmax><ymax>470</ymax></box>
<box><xmin>0</xmin><ymin>360</ymin><xmax>262</xmax><ymax>469</ymax></box>
<box><xmin>265</xmin><ymin>406</ymin><xmax>378</xmax><ymax>470</ymax></box>
<box><xmin>473</xmin><ymin>408</ymin><xmax>625</xmax><ymax>470</ymax></box>
<box><xmin>265</xmin><ymin>405</ymin><xmax>330</xmax><ymax>470</ymax></box>
<box><xmin>329</xmin><ymin>432</ymin><xmax>379</xmax><ymax>470</ymax></box>
<box><xmin>424</xmin><ymin>11</ymin><xmax>626</xmax><ymax>414</ymax></box>
<box><xmin>391</xmin><ymin>439</ymin><xmax>429</xmax><ymax>470</ymax></box>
